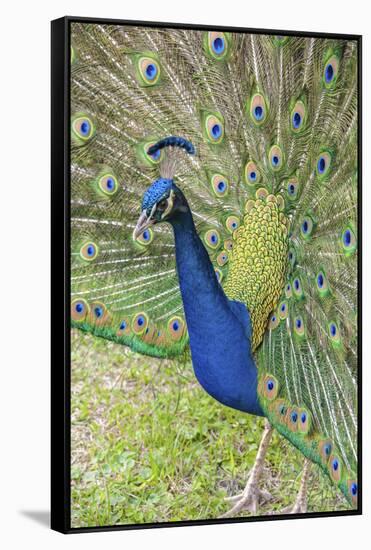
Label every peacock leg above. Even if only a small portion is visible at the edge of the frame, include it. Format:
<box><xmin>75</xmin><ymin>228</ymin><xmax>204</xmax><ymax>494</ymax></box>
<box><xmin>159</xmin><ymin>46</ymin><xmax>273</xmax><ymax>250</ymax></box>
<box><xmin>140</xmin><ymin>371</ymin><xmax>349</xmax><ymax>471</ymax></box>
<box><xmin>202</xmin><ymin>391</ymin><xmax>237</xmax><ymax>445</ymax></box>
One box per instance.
<box><xmin>220</xmin><ymin>420</ymin><xmax>273</xmax><ymax>518</ymax></box>
<box><xmin>281</xmin><ymin>458</ymin><xmax>311</xmax><ymax>514</ymax></box>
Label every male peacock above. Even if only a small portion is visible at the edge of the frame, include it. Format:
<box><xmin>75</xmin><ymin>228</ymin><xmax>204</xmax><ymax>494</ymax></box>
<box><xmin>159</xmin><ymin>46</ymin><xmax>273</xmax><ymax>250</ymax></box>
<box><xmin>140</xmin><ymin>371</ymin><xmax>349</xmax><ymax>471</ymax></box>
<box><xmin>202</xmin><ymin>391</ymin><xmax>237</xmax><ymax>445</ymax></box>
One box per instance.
<box><xmin>70</xmin><ymin>23</ymin><xmax>358</xmax><ymax>516</ymax></box>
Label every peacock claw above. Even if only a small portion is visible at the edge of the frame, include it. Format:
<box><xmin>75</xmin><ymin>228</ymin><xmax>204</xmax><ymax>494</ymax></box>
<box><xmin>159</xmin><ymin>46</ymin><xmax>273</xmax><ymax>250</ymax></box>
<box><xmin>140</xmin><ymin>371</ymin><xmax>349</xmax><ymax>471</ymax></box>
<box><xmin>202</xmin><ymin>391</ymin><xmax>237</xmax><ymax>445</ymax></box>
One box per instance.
<box><xmin>280</xmin><ymin>501</ymin><xmax>307</xmax><ymax>514</ymax></box>
<box><xmin>220</xmin><ymin>420</ymin><xmax>274</xmax><ymax>518</ymax></box>
<box><xmin>279</xmin><ymin>458</ymin><xmax>311</xmax><ymax>515</ymax></box>
<box><xmin>221</xmin><ymin>485</ymin><xmax>272</xmax><ymax>518</ymax></box>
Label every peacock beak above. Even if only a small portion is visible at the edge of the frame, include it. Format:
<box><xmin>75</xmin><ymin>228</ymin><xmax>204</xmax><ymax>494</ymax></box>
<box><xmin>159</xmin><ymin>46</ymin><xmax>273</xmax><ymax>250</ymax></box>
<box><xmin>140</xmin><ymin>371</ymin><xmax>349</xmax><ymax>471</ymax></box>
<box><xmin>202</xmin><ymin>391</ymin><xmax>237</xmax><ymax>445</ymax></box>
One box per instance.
<box><xmin>133</xmin><ymin>210</ymin><xmax>155</xmax><ymax>240</ymax></box>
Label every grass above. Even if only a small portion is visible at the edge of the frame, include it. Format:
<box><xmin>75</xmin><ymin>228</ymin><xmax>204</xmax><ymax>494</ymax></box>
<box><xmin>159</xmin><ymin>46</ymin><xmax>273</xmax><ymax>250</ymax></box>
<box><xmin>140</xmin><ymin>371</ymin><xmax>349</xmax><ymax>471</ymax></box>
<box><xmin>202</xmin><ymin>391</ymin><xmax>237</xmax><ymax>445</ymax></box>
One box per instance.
<box><xmin>71</xmin><ymin>330</ymin><xmax>349</xmax><ymax>528</ymax></box>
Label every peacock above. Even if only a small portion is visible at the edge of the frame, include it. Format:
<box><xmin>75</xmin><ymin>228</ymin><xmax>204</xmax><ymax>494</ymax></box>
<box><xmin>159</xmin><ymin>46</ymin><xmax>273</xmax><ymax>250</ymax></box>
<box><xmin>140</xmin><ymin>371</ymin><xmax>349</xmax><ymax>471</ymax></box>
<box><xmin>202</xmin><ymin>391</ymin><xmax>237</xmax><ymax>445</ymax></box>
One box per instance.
<box><xmin>70</xmin><ymin>22</ymin><xmax>358</xmax><ymax>517</ymax></box>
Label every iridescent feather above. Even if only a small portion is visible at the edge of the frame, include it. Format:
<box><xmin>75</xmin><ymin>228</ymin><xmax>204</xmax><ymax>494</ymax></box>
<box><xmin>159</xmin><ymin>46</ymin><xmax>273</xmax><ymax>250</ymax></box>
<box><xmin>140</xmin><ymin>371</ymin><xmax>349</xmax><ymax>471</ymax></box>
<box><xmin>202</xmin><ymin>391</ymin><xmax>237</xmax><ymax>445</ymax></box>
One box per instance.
<box><xmin>70</xmin><ymin>24</ymin><xmax>358</xmax><ymax>506</ymax></box>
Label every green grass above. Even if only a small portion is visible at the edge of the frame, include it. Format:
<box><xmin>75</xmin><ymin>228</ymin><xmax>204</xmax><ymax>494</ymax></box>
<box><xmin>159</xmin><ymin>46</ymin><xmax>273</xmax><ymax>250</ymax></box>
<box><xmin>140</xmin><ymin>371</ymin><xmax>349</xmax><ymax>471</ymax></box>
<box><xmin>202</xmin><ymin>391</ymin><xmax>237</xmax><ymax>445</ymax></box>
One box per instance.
<box><xmin>71</xmin><ymin>330</ymin><xmax>349</xmax><ymax>528</ymax></box>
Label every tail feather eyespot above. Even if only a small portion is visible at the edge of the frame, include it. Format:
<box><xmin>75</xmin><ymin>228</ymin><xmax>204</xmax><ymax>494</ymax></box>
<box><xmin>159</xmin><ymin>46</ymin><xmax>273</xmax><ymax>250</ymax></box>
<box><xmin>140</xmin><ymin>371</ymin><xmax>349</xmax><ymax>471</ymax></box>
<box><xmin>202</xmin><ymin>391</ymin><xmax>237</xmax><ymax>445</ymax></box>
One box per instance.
<box><xmin>329</xmin><ymin>454</ymin><xmax>342</xmax><ymax>483</ymax></box>
<box><xmin>211</xmin><ymin>174</ymin><xmax>229</xmax><ymax>197</ymax></box>
<box><xmin>204</xmin><ymin>32</ymin><xmax>231</xmax><ymax>60</ymax></box>
<box><xmin>249</xmin><ymin>93</ymin><xmax>268</xmax><ymax>126</ymax></box>
<box><xmin>204</xmin><ymin>229</ymin><xmax>221</xmax><ymax>249</ymax></box>
<box><xmin>278</xmin><ymin>300</ymin><xmax>289</xmax><ymax>320</ymax></box>
<box><xmin>318</xmin><ymin>438</ymin><xmax>333</xmax><ymax>463</ymax></box>
<box><xmin>88</xmin><ymin>302</ymin><xmax>109</xmax><ymax>326</ymax></box>
<box><xmin>268</xmin><ymin>312</ymin><xmax>280</xmax><ymax>330</ymax></box>
<box><xmin>71</xmin><ymin>299</ymin><xmax>89</xmax><ymax>322</ymax></box>
<box><xmin>316</xmin><ymin>151</ymin><xmax>332</xmax><ymax>179</ymax></box>
<box><xmin>269</xmin><ymin>145</ymin><xmax>284</xmax><ymax>171</ymax></box>
<box><xmin>292</xmin><ymin>276</ymin><xmax>304</xmax><ymax>300</ymax></box>
<box><xmin>341</xmin><ymin>225</ymin><xmax>357</xmax><ymax>256</ymax></box>
<box><xmin>293</xmin><ymin>315</ymin><xmax>305</xmax><ymax>337</ymax></box>
<box><xmin>225</xmin><ymin>215</ymin><xmax>240</xmax><ymax>234</ymax></box>
<box><xmin>286</xmin><ymin>407</ymin><xmax>299</xmax><ymax>432</ymax></box>
<box><xmin>136</xmin><ymin>55</ymin><xmax>161</xmax><ymax>86</ymax></box>
<box><xmin>347</xmin><ymin>479</ymin><xmax>358</xmax><ymax>506</ymax></box>
<box><xmin>298</xmin><ymin>408</ymin><xmax>311</xmax><ymax>434</ymax></box>
<box><xmin>290</xmin><ymin>100</ymin><xmax>306</xmax><ymax>132</ymax></box>
<box><xmin>286</xmin><ymin>177</ymin><xmax>300</xmax><ymax>200</ymax></box>
<box><xmin>71</xmin><ymin>114</ymin><xmax>95</xmax><ymax>144</ymax></box>
<box><xmin>117</xmin><ymin>318</ymin><xmax>130</xmax><ymax>336</ymax></box>
<box><xmin>132</xmin><ymin>312</ymin><xmax>149</xmax><ymax>335</ymax></box>
<box><xmin>216</xmin><ymin>250</ymin><xmax>228</xmax><ymax>267</ymax></box>
<box><xmin>167</xmin><ymin>316</ymin><xmax>185</xmax><ymax>340</ymax></box>
<box><xmin>323</xmin><ymin>52</ymin><xmax>340</xmax><ymax>88</ymax></box>
<box><xmin>316</xmin><ymin>269</ymin><xmax>330</xmax><ymax>297</ymax></box>
<box><xmin>202</xmin><ymin>112</ymin><xmax>225</xmax><ymax>144</ymax></box>
<box><xmin>97</xmin><ymin>173</ymin><xmax>119</xmax><ymax>196</ymax></box>
<box><xmin>80</xmin><ymin>241</ymin><xmax>99</xmax><ymax>262</ymax></box>
<box><xmin>260</xmin><ymin>374</ymin><xmax>279</xmax><ymax>400</ymax></box>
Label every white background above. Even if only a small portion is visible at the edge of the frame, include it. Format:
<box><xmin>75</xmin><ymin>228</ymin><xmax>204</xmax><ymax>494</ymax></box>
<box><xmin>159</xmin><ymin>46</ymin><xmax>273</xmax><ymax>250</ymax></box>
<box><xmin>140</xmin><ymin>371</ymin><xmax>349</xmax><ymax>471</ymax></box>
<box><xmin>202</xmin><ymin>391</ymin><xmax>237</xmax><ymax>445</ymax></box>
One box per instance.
<box><xmin>0</xmin><ymin>0</ymin><xmax>369</xmax><ymax>547</ymax></box>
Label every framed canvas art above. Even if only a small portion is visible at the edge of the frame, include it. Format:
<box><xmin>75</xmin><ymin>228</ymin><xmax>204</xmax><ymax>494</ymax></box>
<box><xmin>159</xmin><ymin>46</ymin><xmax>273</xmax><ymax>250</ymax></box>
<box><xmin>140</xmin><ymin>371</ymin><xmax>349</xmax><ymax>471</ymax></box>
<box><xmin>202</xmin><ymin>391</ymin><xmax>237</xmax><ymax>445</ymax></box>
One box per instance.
<box><xmin>51</xmin><ymin>16</ymin><xmax>362</xmax><ymax>533</ymax></box>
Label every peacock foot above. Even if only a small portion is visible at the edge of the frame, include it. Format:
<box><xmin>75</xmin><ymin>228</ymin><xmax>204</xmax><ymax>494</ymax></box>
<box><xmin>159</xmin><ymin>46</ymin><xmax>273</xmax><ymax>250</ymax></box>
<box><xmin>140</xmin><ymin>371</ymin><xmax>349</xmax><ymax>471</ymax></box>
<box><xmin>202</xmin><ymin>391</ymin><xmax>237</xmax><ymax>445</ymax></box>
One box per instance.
<box><xmin>221</xmin><ymin>477</ymin><xmax>272</xmax><ymax>517</ymax></box>
<box><xmin>280</xmin><ymin>458</ymin><xmax>311</xmax><ymax>515</ymax></box>
<box><xmin>280</xmin><ymin>499</ymin><xmax>307</xmax><ymax>514</ymax></box>
<box><xmin>220</xmin><ymin>420</ymin><xmax>274</xmax><ymax>518</ymax></box>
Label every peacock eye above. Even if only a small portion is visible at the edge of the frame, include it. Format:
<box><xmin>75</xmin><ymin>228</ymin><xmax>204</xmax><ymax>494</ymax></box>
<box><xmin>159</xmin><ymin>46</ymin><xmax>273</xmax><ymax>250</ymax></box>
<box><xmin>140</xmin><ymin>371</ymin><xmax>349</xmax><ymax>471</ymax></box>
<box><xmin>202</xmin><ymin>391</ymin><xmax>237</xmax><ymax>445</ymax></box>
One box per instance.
<box><xmin>157</xmin><ymin>199</ymin><xmax>168</xmax><ymax>209</ymax></box>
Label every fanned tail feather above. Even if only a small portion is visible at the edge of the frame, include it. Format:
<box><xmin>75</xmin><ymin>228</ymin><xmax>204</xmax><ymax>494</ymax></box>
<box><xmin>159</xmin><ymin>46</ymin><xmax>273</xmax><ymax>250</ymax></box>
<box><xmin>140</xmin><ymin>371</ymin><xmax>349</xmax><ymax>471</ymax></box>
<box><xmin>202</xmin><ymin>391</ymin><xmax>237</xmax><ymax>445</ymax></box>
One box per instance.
<box><xmin>70</xmin><ymin>24</ymin><xmax>358</xmax><ymax>505</ymax></box>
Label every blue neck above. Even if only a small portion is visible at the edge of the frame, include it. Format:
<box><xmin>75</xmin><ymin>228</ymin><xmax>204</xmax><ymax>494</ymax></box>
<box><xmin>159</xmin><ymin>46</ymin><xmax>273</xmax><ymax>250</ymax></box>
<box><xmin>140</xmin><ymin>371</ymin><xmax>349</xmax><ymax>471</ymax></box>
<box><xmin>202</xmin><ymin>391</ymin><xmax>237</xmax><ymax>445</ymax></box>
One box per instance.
<box><xmin>170</xmin><ymin>206</ymin><xmax>263</xmax><ymax>417</ymax></box>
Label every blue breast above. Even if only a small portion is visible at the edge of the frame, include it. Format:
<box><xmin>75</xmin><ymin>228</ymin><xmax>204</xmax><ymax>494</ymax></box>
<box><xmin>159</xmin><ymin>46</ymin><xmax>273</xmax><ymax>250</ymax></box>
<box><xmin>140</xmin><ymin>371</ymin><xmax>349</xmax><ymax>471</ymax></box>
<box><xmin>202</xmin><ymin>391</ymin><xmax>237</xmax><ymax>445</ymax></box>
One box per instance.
<box><xmin>171</xmin><ymin>208</ymin><xmax>264</xmax><ymax>417</ymax></box>
<box><xmin>188</xmin><ymin>296</ymin><xmax>263</xmax><ymax>417</ymax></box>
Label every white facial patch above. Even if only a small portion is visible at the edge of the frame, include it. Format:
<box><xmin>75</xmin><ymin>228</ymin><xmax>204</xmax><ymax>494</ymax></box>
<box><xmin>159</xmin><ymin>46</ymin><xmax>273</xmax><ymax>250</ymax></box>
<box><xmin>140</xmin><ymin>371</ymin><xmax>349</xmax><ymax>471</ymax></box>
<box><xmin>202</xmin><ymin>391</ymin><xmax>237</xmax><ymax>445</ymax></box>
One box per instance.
<box><xmin>161</xmin><ymin>189</ymin><xmax>175</xmax><ymax>220</ymax></box>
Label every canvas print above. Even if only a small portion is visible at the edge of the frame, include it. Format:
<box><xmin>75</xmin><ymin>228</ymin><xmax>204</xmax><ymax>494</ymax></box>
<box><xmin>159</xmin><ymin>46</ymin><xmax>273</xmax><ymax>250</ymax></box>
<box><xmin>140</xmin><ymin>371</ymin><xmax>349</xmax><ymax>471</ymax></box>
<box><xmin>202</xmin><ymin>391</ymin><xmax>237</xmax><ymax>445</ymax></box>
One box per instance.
<box><xmin>68</xmin><ymin>21</ymin><xmax>359</xmax><ymax>529</ymax></box>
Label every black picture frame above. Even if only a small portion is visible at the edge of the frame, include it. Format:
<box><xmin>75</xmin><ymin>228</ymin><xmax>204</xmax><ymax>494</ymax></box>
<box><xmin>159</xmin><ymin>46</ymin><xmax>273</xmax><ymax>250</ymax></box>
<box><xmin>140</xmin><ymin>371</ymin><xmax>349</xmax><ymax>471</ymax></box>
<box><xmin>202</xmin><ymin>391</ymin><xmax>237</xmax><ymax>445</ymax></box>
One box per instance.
<box><xmin>51</xmin><ymin>16</ymin><xmax>362</xmax><ymax>534</ymax></box>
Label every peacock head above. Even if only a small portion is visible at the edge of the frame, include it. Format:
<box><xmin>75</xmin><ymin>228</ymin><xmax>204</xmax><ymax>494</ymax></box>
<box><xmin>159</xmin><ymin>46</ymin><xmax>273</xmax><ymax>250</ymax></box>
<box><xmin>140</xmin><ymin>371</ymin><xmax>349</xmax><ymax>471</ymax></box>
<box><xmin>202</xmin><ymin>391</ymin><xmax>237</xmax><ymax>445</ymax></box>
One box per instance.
<box><xmin>133</xmin><ymin>136</ymin><xmax>195</xmax><ymax>240</ymax></box>
<box><xmin>133</xmin><ymin>178</ymin><xmax>185</xmax><ymax>240</ymax></box>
